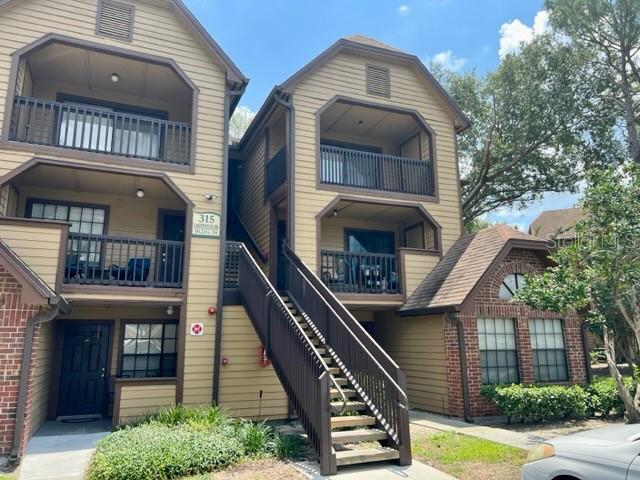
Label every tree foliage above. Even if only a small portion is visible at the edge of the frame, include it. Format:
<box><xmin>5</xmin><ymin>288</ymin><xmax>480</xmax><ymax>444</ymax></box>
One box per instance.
<box><xmin>546</xmin><ymin>0</ymin><xmax>640</xmax><ymax>162</ymax></box>
<box><xmin>517</xmin><ymin>165</ymin><xmax>640</xmax><ymax>421</ymax></box>
<box><xmin>439</xmin><ymin>36</ymin><xmax>618</xmax><ymax>225</ymax></box>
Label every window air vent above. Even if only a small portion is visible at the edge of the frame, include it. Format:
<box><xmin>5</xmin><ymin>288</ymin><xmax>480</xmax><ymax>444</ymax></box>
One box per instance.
<box><xmin>96</xmin><ymin>0</ymin><xmax>135</xmax><ymax>41</ymax></box>
<box><xmin>366</xmin><ymin>64</ymin><xmax>390</xmax><ymax>97</ymax></box>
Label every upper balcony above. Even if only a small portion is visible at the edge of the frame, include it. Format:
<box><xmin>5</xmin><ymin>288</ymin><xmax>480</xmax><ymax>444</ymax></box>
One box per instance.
<box><xmin>318</xmin><ymin>99</ymin><xmax>436</xmax><ymax>199</ymax></box>
<box><xmin>3</xmin><ymin>38</ymin><xmax>194</xmax><ymax>170</ymax></box>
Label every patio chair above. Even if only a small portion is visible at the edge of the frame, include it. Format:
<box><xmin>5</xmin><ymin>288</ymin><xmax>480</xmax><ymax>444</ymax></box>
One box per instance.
<box><xmin>110</xmin><ymin>257</ymin><xmax>151</xmax><ymax>283</ymax></box>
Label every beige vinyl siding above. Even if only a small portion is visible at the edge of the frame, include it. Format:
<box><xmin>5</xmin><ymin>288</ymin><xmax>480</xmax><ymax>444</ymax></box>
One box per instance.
<box><xmin>375</xmin><ymin>312</ymin><xmax>448</xmax><ymax>414</ymax></box>
<box><xmin>400</xmin><ymin>250</ymin><xmax>440</xmax><ymax>298</ymax></box>
<box><xmin>0</xmin><ymin>183</ymin><xmax>18</xmax><ymax>216</ymax></box>
<box><xmin>217</xmin><ymin>306</ymin><xmax>288</xmax><ymax>419</ymax></box>
<box><xmin>0</xmin><ymin>0</ymin><xmax>229</xmax><ymax>407</ymax></box>
<box><xmin>117</xmin><ymin>382</ymin><xmax>176</xmax><ymax>425</ymax></box>
<box><xmin>29</xmin><ymin>320</ymin><xmax>55</xmax><ymax>435</ymax></box>
<box><xmin>0</xmin><ymin>221</ymin><xmax>63</xmax><ymax>288</ymax></box>
<box><xmin>292</xmin><ymin>52</ymin><xmax>461</xmax><ymax>272</ymax></box>
<box><xmin>236</xmin><ymin>135</ymin><xmax>270</xmax><ymax>254</ymax></box>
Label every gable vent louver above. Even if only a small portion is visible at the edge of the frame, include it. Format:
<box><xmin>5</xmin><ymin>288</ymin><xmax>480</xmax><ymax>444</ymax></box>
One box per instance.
<box><xmin>366</xmin><ymin>64</ymin><xmax>390</xmax><ymax>97</ymax></box>
<box><xmin>96</xmin><ymin>0</ymin><xmax>135</xmax><ymax>41</ymax></box>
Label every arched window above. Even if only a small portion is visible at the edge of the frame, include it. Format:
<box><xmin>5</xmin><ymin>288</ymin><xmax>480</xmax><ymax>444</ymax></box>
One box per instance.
<box><xmin>499</xmin><ymin>273</ymin><xmax>526</xmax><ymax>300</ymax></box>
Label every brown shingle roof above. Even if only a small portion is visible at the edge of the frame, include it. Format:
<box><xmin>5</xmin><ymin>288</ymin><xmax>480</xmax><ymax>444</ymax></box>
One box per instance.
<box><xmin>529</xmin><ymin>208</ymin><xmax>583</xmax><ymax>240</ymax></box>
<box><xmin>400</xmin><ymin>225</ymin><xmax>546</xmax><ymax>314</ymax></box>
<box><xmin>343</xmin><ymin>35</ymin><xmax>404</xmax><ymax>53</ymax></box>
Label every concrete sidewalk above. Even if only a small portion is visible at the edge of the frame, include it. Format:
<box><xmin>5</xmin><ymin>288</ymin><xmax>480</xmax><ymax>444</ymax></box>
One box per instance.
<box><xmin>294</xmin><ymin>459</ymin><xmax>456</xmax><ymax>479</ymax></box>
<box><xmin>410</xmin><ymin>410</ymin><xmax>534</xmax><ymax>449</ymax></box>
<box><xmin>20</xmin><ymin>419</ymin><xmax>111</xmax><ymax>480</ymax></box>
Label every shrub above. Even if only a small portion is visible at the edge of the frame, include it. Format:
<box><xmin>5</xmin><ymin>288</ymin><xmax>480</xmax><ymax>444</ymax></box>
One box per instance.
<box><xmin>586</xmin><ymin>376</ymin><xmax>636</xmax><ymax>417</ymax></box>
<box><xmin>234</xmin><ymin>420</ymin><xmax>276</xmax><ymax>457</ymax></box>
<box><xmin>275</xmin><ymin>434</ymin><xmax>307</xmax><ymax>459</ymax></box>
<box><xmin>88</xmin><ymin>423</ymin><xmax>244</xmax><ymax>480</ymax></box>
<box><xmin>482</xmin><ymin>384</ymin><xmax>589</xmax><ymax>422</ymax></box>
<box><xmin>145</xmin><ymin>404</ymin><xmax>228</xmax><ymax>428</ymax></box>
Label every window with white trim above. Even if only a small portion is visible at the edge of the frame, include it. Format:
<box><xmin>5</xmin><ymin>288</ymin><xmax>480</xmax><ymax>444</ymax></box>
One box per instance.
<box><xmin>477</xmin><ymin>317</ymin><xmax>519</xmax><ymax>384</ymax></box>
<box><xmin>528</xmin><ymin>318</ymin><xmax>568</xmax><ymax>382</ymax></box>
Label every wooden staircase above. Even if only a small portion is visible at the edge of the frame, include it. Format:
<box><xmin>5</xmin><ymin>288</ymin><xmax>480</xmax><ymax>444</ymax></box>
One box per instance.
<box><xmin>282</xmin><ymin>297</ymin><xmax>401</xmax><ymax>468</ymax></box>
<box><xmin>233</xmin><ymin>241</ymin><xmax>411</xmax><ymax>475</ymax></box>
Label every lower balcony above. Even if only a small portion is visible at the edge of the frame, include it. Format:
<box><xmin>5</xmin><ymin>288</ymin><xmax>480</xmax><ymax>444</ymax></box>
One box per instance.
<box><xmin>64</xmin><ymin>233</ymin><xmax>184</xmax><ymax>288</ymax></box>
<box><xmin>320</xmin><ymin>250</ymin><xmax>400</xmax><ymax>295</ymax></box>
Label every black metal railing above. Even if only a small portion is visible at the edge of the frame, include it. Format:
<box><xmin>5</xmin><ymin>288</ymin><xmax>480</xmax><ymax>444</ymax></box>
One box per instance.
<box><xmin>9</xmin><ymin>96</ymin><xmax>191</xmax><ymax>166</ymax></box>
<box><xmin>265</xmin><ymin>147</ymin><xmax>286</xmax><ymax>197</ymax></box>
<box><xmin>283</xmin><ymin>242</ymin><xmax>411</xmax><ymax>466</ymax></box>
<box><xmin>236</xmin><ymin>243</ymin><xmax>336</xmax><ymax>474</ymax></box>
<box><xmin>320</xmin><ymin>250</ymin><xmax>400</xmax><ymax>294</ymax></box>
<box><xmin>320</xmin><ymin>144</ymin><xmax>434</xmax><ymax>196</ymax></box>
<box><xmin>64</xmin><ymin>233</ymin><xmax>184</xmax><ymax>288</ymax></box>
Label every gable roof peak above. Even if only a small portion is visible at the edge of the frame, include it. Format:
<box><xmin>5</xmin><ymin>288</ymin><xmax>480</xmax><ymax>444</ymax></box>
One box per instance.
<box><xmin>342</xmin><ymin>35</ymin><xmax>404</xmax><ymax>53</ymax></box>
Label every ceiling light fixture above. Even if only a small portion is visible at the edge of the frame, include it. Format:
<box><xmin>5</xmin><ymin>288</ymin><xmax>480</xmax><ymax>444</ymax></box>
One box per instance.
<box><xmin>166</xmin><ymin>305</ymin><xmax>174</xmax><ymax>316</ymax></box>
<box><xmin>333</xmin><ymin>208</ymin><xmax>338</xmax><ymax>217</ymax></box>
<box><xmin>111</xmin><ymin>73</ymin><xmax>120</xmax><ymax>83</ymax></box>
<box><xmin>136</xmin><ymin>188</ymin><xmax>145</xmax><ymax>198</ymax></box>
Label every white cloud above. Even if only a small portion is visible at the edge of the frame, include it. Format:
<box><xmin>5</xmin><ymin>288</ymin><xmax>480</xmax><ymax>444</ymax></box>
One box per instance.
<box><xmin>498</xmin><ymin>10</ymin><xmax>549</xmax><ymax>58</ymax></box>
<box><xmin>397</xmin><ymin>5</ymin><xmax>409</xmax><ymax>15</ymax></box>
<box><xmin>431</xmin><ymin>49</ymin><xmax>467</xmax><ymax>71</ymax></box>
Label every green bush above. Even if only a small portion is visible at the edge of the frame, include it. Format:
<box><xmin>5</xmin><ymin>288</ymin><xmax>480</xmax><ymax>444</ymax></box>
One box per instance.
<box><xmin>88</xmin><ymin>423</ymin><xmax>244</xmax><ymax>480</ymax></box>
<box><xmin>586</xmin><ymin>376</ymin><xmax>636</xmax><ymax>417</ymax></box>
<box><xmin>275</xmin><ymin>434</ymin><xmax>307</xmax><ymax>459</ymax></box>
<box><xmin>482</xmin><ymin>384</ymin><xmax>589</xmax><ymax>422</ymax></box>
<box><xmin>88</xmin><ymin>405</ymin><xmax>304</xmax><ymax>480</ymax></box>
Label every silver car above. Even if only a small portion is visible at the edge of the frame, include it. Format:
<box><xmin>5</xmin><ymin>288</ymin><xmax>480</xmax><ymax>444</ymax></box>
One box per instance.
<box><xmin>522</xmin><ymin>424</ymin><xmax>640</xmax><ymax>480</ymax></box>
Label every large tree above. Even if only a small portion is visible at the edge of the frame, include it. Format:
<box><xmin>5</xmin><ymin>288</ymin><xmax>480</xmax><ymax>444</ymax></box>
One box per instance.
<box><xmin>546</xmin><ymin>0</ymin><xmax>640</xmax><ymax>162</ymax></box>
<box><xmin>517</xmin><ymin>165</ymin><xmax>640</xmax><ymax>421</ymax></box>
<box><xmin>438</xmin><ymin>36</ymin><xmax>616</xmax><ymax>225</ymax></box>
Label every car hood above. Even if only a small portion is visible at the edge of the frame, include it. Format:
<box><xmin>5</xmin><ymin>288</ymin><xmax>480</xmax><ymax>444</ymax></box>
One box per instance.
<box><xmin>550</xmin><ymin>424</ymin><xmax>640</xmax><ymax>448</ymax></box>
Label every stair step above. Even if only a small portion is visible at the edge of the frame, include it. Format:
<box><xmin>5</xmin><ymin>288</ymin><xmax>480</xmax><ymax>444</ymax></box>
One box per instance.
<box><xmin>321</xmin><ymin>357</ymin><xmax>332</xmax><ymax>365</ymax></box>
<box><xmin>335</xmin><ymin>447</ymin><xmax>399</xmax><ymax>466</ymax></box>
<box><xmin>331</xmin><ymin>415</ymin><xmax>376</xmax><ymax>429</ymax></box>
<box><xmin>331</xmin><ymin>428</ymin><xmax>388</xmax><ymax>444</ymax></box>
<box><xmin>333</xmin><ymin>377</ymin><xmax>348</xmax><ymax>386</ymax></box>
<box><xmin>329</xmin><ymin>367</ymin><xmax>340</xmax><ymax>375</ymax></box>
<box><xmin>330</xmin><ymin>388</ymin><xmax>356</xmax><ymax>398</ymax></box>
<box><xmin>331</xmin><ymin>401</ymin><xmax>366</xmax><ymax>413</ymax></box>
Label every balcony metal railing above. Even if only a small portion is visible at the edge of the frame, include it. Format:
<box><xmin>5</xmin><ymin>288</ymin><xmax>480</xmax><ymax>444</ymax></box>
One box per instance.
<box><xmin>320</xmin><ymin>144</ymin><xmax>435</xmax><ymax>196</ymax></box>
<box><xmin>64</xmin><ymin>232</ymin><xmax>184</xmax><ymax>288</ymax></box>
<box><xmin>9</xmin><ymin>96</ymin><xmax>191</xmax><ymax>166</ymax></box>
<box><xmin>265</xmin><ymin>147</ymin><xmax>286</xmax><ymax>197</ymax></box>
<box><xmin>320</xmin><ymin>250</ymin><xmax>400</xmax><ymax>294</ymax></box>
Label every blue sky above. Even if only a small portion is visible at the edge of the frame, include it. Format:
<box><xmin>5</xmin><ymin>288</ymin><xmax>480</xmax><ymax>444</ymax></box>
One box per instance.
<box><xmin>185</xmin><ymin>0</ymin><xmax>580</xmax><ymax>230</ymax></box>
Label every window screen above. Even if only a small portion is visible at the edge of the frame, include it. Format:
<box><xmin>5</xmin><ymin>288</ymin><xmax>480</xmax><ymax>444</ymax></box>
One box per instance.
<box><xmin>528</xmin><ymin>318</ymin><xmax>568</xmax><ymax>382</ymax></box>
<box><xmin>121</xmin><ymin>322</ymin><xmax>177</xmax><ymax>378</ymax></box>
<box><xmin>477</xmin><ymin>317</ymin><xmax>519</xmax><ymax>384</ymax></box>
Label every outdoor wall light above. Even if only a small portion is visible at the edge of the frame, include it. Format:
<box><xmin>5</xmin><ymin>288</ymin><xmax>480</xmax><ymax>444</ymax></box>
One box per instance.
<box><xmin>111</xmin><ymin>73</ymin><xmax>120</xmax><ymax>83</ymax></box>
<box><xmin>333</xmin><ymin>208</ymin><xmax>338</xmax><ymax>217</ymax></box>
<box><xmin>136</xmin><ymin>188</ymin><xmax>145</xmax><ymax>198</ymax></box>
<box><xmin>203</xmin><ymin>193</ymin><xmax>216</xmax><ymax>201</ymax></box>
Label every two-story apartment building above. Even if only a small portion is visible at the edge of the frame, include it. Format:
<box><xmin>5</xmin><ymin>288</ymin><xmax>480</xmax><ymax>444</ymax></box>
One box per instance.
<box><xmin>0</xmin><ymin>1</ymin><xmax>590</xmax><ymax>475</ymax></box>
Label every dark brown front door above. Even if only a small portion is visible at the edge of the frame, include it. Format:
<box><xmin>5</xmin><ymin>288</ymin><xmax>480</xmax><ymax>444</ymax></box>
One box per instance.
<box><xmin>57</xmin><ymin>323</ymin><xmax>110</xmax><ymax>417</ymax></box>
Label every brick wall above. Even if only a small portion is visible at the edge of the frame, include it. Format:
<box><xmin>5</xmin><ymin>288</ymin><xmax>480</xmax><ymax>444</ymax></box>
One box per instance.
<box><xmin>0</xmin><ymin>266</ymin><xmax>42</xmax><ymax>463</ymax></box>
<box><xmin>446</xmin><ymin>249</ymin><xmax>588</xmax><ymax>417</ymax></box>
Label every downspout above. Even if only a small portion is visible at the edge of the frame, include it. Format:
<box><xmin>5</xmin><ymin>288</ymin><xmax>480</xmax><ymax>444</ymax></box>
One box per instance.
<box><xmin>273</xmin><ymin>90</ymin><xmax>295</xmax><ymax>249</ymax></box>
<box><xmin>446</xmin><ymin>312</ymin><xmax>473</xmax><ymax>423</ymax></box>
<box><xmin>212</xmin><ymin>83</ymin><xmax>245</xmax><ymax>404</ymax></box>
<box><xmin>9</xmin><ymin>303</ymin><xmax>62</xmax><ymax>464</ymax></box>
<box><xmin>581</xmin><ymin>321</ymin><xmax>593</xmax><ymax>384</ymax></box>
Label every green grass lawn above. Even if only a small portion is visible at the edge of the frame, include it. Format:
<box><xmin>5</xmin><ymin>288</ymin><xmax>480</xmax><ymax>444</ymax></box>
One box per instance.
<box><xmin>0</xmin><ymin>473</ymin><xmax>16</xmax><ymax>480</ymax></box>
<box><xmin>412</xmin><ymin>431</ymin><xmax>527</xmax><ymax>480</ymax></box>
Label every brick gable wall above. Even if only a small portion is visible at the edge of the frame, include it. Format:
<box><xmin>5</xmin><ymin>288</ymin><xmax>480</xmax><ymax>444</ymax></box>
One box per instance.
<box><xmin>0</xmin><ymin>266</ymin><xmax>42</xmax><ymax>463</ymax></box>
<box><xmin>445</xmin><ymin>249</ymin><xmax>587</xmax><ymax>418</ymax></box>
